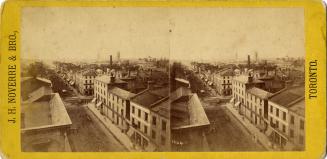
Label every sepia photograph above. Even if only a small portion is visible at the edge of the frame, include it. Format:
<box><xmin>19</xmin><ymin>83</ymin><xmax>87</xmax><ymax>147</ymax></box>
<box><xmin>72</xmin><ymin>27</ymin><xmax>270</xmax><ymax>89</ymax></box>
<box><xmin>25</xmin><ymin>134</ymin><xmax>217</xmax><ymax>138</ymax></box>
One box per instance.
<box><xmin>20</xmin><ymin>7</ymin><xmax>305</xmax><ymax>152</ymax></box>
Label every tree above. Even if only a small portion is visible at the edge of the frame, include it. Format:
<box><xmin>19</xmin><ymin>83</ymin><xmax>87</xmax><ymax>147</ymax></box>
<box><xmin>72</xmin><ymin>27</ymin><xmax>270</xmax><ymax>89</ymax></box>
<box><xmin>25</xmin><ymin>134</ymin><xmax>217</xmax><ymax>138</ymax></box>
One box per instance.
<box><xmin>27</xmin><ymin>62</ymin><xmax>46</xmax><ymax>78</ymax></box>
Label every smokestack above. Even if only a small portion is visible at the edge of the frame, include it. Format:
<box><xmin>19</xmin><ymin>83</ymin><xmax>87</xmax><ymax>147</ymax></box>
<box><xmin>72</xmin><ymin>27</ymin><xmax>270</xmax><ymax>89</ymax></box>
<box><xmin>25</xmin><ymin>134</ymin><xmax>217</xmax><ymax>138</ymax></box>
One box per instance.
<box><xmin>110</xmin><ymin>55</ymin><xmax>112</xmax><ymax>67</ymax></box>
<box><xmin>247</xmin><ymin>55</ymin><xmax>251</xmax><ymax>68</ymax></box>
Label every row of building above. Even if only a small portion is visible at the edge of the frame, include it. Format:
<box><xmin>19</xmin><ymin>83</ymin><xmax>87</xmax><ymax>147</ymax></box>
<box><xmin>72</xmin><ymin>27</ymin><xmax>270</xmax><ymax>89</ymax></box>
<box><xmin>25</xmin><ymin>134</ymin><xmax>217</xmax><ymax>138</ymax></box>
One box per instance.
<box><xmin>91</xmin><ymin>75</ymin><xmax>210</xmax><ymax>151</ymax></box>
<box><xmin>231</xmin><ymin>74</ymin><xmax>304</xmax><ymax>150</ymax></box>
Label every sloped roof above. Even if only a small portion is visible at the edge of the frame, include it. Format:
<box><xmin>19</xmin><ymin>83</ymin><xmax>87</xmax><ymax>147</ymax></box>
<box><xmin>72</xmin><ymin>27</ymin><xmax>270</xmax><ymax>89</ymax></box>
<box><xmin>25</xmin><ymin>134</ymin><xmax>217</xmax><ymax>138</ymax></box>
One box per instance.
<box><xmin>289</xmin><ymin>98</ymin><xmax>305</xmax><ymax>117</ymax></box>
<box><xmin>171</xmin><ymin>93</ymin><xmax>210</xmax><ymax>130</ymax></box>
<box><xmin>269</xmin><ymin>86</ymin><xmax>304</xmax><ymax>108</ymax></box>
<box><xmin>131</xmin><ymin>87</ymin><xmax>169</xmax><ymax>108</ymax></box>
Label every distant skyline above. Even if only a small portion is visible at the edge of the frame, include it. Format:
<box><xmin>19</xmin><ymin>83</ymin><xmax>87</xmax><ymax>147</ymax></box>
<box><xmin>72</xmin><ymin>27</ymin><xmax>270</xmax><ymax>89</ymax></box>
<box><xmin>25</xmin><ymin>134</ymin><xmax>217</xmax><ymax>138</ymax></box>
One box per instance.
<box><xmin>22</xmin><ymin>7</ymin><xmax>304</xmax><ymax>62</ymax></box>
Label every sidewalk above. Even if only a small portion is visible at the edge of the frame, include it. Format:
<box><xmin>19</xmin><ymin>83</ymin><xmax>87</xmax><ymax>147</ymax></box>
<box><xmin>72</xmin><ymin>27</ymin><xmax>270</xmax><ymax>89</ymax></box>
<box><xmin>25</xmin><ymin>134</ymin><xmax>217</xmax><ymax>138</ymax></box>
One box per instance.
<box><xmin>225</xmin><ymin>103</ymin><xmax>274</xmax><ymax>151</ymax></box>
<box><xmin>85</xmin><ymin>103</ymin><xmax>136</xmax><ymax>151</ymax></box>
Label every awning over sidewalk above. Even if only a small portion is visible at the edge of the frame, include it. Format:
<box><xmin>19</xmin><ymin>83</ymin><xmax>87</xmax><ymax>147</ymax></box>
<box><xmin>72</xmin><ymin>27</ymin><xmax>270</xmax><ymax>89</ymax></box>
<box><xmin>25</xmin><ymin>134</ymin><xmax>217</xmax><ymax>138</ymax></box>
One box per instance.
<box><xmin>145</xmin><ymin>142</ymin><xmax>156</xmax><ymax>152</ymax></box>
<box><xmin>91</xmin><ymin>98</ymin><xmax>96</xmax><ymax>103</ymax></box>
<box><xmin>235</xmin><ymin>101</ymin><xmax>241</xmax><ymax>107</ymax></box>
<box><xmin>230</xmin><ymin>98</ymin><xmax>234</xmax><ymax>103</ymax></box>
<box><xmin>265</xmin><ymin>126</ymin><xmax>273</xmax><ymax>137</ymax></box>
<box><xmin>127</xmin><ymin>129</ymin><xmax>134</xmax><ymax>137</ymax></box>
<box><xmin>96</xmin><ymin>102</ymin><xmax>102</xmax><ymax>108</ymax></box>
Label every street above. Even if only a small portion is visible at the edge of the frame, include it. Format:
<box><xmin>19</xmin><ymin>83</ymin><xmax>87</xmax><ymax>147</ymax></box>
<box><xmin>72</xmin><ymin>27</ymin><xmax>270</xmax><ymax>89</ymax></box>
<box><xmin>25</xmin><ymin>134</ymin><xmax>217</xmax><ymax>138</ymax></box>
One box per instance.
<box><xmin>65</xmin><ymin>101</ymin><xmax>126</xmax><ymax>152</ymax></box>
<box><xmin>203</xmin><ymin>100</ymin><xmax>265</xmax><ymax>151</ymax></box>
<box><xmin>49</xmin><ymin>70</ymin><xmax>126</xmax><ymax>152</ymax></box>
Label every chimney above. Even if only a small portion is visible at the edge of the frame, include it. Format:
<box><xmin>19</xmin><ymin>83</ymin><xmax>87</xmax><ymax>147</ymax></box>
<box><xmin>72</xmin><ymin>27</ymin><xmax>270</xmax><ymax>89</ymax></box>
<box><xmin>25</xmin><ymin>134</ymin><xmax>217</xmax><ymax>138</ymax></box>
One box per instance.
<box><xmin>247</xmin><ymin>55</ymin><xmax>251</xmax><ymax>68</ymax></box>
<box><xmin>110</xmin><ymin>73</ymin><xmax>115</xmax><ymax>83</ymax></box>
<box><xmin>147</xmin><ymin>81</ymin><xmax>154</xmax><ymax>89</ymax></box>
<box><xmin>110</xmin><ymin>55</ymin><xmax>112</xmax><ymax>67</ymax></box>
<box><xmin>248</xmin><ymin>72</ymin><xmax>253</xmax><ymax>83</ymax></box>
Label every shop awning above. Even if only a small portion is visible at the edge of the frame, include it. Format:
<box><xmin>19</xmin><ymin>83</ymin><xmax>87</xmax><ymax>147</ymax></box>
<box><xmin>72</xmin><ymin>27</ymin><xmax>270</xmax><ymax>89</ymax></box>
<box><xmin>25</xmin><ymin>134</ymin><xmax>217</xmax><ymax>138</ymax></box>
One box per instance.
<box><xmin>145</xmin><ymin>141</ymin><xmax>156</xmax><ymax>152</ymax></box>
<box><xmin>96</xmin><ymin>102</ymin><xmax>102</xmax><ymax>107</ymax></box>
<box><xmin>235</xmin><ymin>101</ymin><xmax>241</xmax><ymax>107</ymax></box>
<box><xmin>127</xmin><ymin>129</ymin><xmax>134</xmax><ymax>137</ymax></box>
<box><xmin>91</xmin><ymin>98</ymin><xmax>96</xmax><ymax>103</ymax></box>
<box><xmin>230</xmin><ymin>98</ymin><xmax>235</xmax><ymax>103</ymax></box>
<box><xmin>265</xmin><ymin>126</ymin><xmax>273</xmax><ymax>137</ymax></box>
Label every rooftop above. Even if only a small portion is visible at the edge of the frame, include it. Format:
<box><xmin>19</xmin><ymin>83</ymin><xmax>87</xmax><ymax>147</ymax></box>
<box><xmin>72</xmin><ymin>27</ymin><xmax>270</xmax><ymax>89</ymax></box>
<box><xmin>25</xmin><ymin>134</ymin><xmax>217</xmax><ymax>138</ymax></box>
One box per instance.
<box><xmin>21</xmin><ymin>77</ymin><xmax>52</xmax><ymax>101</ymax></box>
<box><xmin>108</xmin><ymin>87</ymin><xmax>135</xmax><ymax>100</ymax></box>
<box><xmin>151</xmin><ymin>98</ymin><xmax>170</xmax><ymax>118</ymax></box>
<box><xmin>269</xmin><ymin>86</ymin><xmax>304</xmax><ymax>108</ymax></box>
<box><xmin>82</xmin><ymin>70</ymin><xmax>97</xmax><ymax>76</ymax></box>
<box><xmin>247</xmin><ymin>87</ymin><xmax>272</xmax><ymax>99</ymax></box>
<box><xmin>171</xmin><ymin>93</ymin><xmax>210</xmax><ymax>130</ymax></box>
<box><xmin>95</xmin><ymin>75</ymin><xmax>127</xmax><ymax>84</ymax></box>
<box><xmin>218</xmin><ymin>69</ymin><xmax>234</xmax><ymax>76</ymax></box>
<box><xmin>22</xmin><ymin>93</ymin><xmax>72</xmax><ymax>131</ymax></box>
<box><xmin>289</xmin><ymin>98</ymin><xmax>305</xmax><ymax>117</ymax></box>
<box><xmin>233</xmin><ymin>75</ymin><xmax>264</xmax><ymax>84</ymax></box>
<box><xmin>131</xmin><ymin>87</ymin><xmax>169</xmax><ymax>108</ymax></box>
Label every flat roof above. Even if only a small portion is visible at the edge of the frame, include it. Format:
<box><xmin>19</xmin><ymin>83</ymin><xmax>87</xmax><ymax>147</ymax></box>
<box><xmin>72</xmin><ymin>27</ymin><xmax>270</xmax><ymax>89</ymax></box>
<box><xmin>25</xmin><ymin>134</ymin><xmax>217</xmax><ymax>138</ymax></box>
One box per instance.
<box><xmin>22</xmin><ymin>93</ymin><xmax>72</xmax><ymax>131</ymax></box>
<box><xmin>233</xmin><ymin>75</ymin><xmax>264</xmax><ymax>84</ymax></box>
<box><xmin>108</xmin><ymin>87</ymin><xmax>135</xmax><ymax>100</ymax></box>
<box><xmin>247</xmin><ymin>87</ymin><xmax>272</xmax><ymax>99</ymax></box>
<box><xmin>95</xmin><ymin>75</ymin><xmax>127</xmax><ymax>84</ymax></box>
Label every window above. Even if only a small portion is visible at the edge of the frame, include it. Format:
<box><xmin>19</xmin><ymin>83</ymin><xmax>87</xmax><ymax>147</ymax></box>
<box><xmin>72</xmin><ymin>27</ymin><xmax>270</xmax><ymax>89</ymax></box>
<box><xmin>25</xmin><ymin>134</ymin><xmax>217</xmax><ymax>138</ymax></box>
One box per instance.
<box><xmin>270</xmin><ymin>105</ymin><xmax>273</xmax><ymax>113</ymax></box>
<box><xmin>300</xmin><ymin>120</ymin><xmax>304</xmax><ymax>130</ymax></box>
<box><xmin>162</xmin><ymin>120</ymin><xmax>167</xmax><ymax>131</ymax></box>
<box><xmin>132</xmin><ymin>106</ymin><xmax>135</xmax><ymax>114</ymax></box>
<box><xmin>283</xmin><ymin>112</ymin><xmax>286</xmax><ymax>121</ymax></box>
<box><xmin>144</xmin><ymin>125</ymin><xmax>148</xmax><ymax>134</ymax></box>
<box><xmin>145</xmin><ymin>113</ymin><xmax>148</xmax><ymax>122</ymax></box>
<box><xmin>282</xmin><ymin>125</ymin><xmax>286</xmax><ymax>133</ymax></box>
<box><xmin>151</xmin><ymin>130</ymin><xmax>156</xmax><ymax>139</ymax></box>
<box><xmin>161</xmin><ymin>136</ymin><xmax>166</xmax><ymax>145</ymax></box>
<box><xmin>299</xmin><ymin>135</ymin><xmax>304</xmax><ymax>145</ymax></box>
<box><xmin>138</xmin><ymin>109</ymin><xmax>141</xmax><ymax>118</ymax></box>
<box><xmin>290</xmin><ymin>129</ymin><xmax>294</xmax><ymax>138</ymax></box>
<box><xmin>276</xmin><ymin>120</ymin><xmax>279</xmax><ymax>128</ymax></box>
<box><xmin>152</xmin><ymin>116</ymin><xmax>157</xmax><ymax>126</ymax></box>
<box><xmin>290</xmin><ymin>115</ymin><xmax>295</xmax><ymax>124</ymax></box>
<box><xmin>276</xmin><ymin>108</ymin><xmax>279</xmax><ymax>117</ymax></box>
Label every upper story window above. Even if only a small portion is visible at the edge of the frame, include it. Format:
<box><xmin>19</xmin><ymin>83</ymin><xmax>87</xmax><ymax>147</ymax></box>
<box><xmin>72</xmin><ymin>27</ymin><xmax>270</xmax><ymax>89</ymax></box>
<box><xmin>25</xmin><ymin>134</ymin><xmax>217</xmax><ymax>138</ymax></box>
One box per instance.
<box><xmin>152</xmin><ymin>116</ymin><xmax>157</xmax><ymax>126</ymax></box>
<box><xmin>300</xmin><ymin>120</ymin><xmax>304</xmax><ymax>130</ymax></box>
<box><xmin>162</xmin><ymin>120</ymin><xmax>167</xmax><ymax>131</ymax></box>
<box><xmin>138</xmin><ymin>109</ymin><xmax>141</xmax><ymax>118</ymax></box>
<box><xmin>145</xmin><ymin>112</ymin><xmax>148</xmax><ymax>122</ymax></box>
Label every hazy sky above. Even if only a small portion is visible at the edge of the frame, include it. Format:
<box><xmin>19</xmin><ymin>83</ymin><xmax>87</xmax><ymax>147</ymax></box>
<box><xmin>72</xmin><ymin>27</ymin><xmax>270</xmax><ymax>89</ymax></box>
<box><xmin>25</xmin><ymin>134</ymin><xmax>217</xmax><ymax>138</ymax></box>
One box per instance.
<box><xmin>22</xmin><ymin>7</ymin><xmax>304</xmax><ymax>62</ymax></box>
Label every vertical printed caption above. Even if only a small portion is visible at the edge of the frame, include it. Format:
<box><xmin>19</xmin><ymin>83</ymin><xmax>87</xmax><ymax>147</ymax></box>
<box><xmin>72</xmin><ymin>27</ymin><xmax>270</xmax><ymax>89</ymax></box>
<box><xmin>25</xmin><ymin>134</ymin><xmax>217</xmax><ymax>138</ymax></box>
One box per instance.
<box><xmin>8</xmin><ymin>31</ymin><xmax>18</xmax><ymax>124</ymax></box>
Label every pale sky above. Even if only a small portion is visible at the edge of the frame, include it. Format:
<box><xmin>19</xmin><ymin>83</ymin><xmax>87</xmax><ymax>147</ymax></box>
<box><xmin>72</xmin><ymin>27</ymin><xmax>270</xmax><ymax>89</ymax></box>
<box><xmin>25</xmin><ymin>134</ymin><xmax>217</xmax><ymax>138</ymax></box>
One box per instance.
<box><xmin>22</xmin><ymin>7</ymin><xmax>304</xmax><ymax>62</ymax></box>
